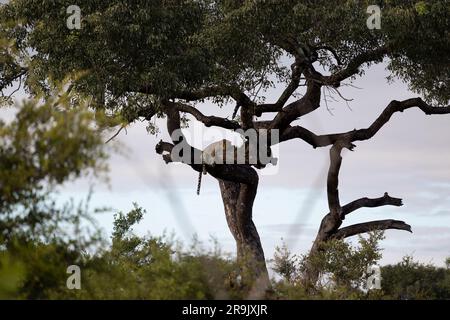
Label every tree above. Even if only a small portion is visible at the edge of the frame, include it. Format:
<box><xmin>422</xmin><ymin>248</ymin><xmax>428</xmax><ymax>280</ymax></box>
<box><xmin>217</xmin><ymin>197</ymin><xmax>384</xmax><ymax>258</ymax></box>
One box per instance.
<box><xmin>1</xmin><ymin>0</ymin><xmax>449</xmax><ymax>295</ymax></box>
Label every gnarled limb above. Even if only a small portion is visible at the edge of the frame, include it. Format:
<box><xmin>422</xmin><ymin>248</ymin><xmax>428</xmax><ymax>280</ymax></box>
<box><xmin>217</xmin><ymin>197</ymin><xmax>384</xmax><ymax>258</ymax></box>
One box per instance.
<box><xmin>155</xmin><ymin>139</ymin><xmax>261</xmax><ymax>186</ymax></box>
<box><xmin>342</xmin><ymin>193</ymin><xmax>403</xmax><ymax>217</ymax></box>
<box><xmin>309</xmin><ymin>141</ymin><xmax>354</xmax><ymax>259</ymax></box>
<box><xmin>270</xmin><ymin>80</ymin><xmax>322</xmax><ymax>131</ymax></box>
<box><xmin>333</xmin><ymin>220</ymin><xmax>412</xmax><ymax>239</ymax></box>
<box><xmin>280</xmin><ymin>98</ymin><xmax>450</xmax><ymax>147</ymax></box>
<box><xmin>256</xmin><ymin>59</ymin><xmax>304</xmax><ymax>115</ymax></box>
<box><xmin>304</xmin><ymin>140</ymin><xmax>409</xmax><ymax>287</ymax></box>
<box><xmin>327</xmin><ymin>141</ymin><xmax>355</xmax><ymax>219</ymax></box>
<box><xmin>321</xmin><ymin>47</ymin><xmax>390</xmax><ymax>87</ymax></box>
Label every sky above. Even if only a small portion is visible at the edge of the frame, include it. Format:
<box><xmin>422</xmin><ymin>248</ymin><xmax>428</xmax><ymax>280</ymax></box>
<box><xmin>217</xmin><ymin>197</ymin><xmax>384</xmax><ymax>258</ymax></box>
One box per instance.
<box><xmin>16</xmin><ymin>61</ymin><xmax>443</xmax><ymax>268</ymax></box>
<box><xmin>0</xmin><ymin>11</ymin><xmax>448</xmax><ymax>266</ymax></box>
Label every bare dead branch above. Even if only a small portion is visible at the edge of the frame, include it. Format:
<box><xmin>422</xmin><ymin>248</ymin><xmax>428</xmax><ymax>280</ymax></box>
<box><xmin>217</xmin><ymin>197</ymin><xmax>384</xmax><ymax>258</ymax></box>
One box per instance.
<box><xmin>329</xmin><ymin>86</ymin><xmax>354</xmax><ymax>102</ymax></box>
<box><xmin>327</xmin><ymin>141</ymin><xmax>356</xmax><ymax>219</ymax></box>
<box><xmin>350</xmin><ymin>98</ymin><xmax>450</xmax><ymax>141</ymax></box>
<box><xmin>333</xmin><ymin>219</ymin><xmax>412</xmax><ymax>239</ymax></box>
<box><xmin>342</xmin><ymin>192</ymin><xmax>403</xmax><ymax>217</ymax></box>
<box><xmin>280</xmin><ymin>98</ymin><xmax>450</xmax><ymax>147</ymax></box>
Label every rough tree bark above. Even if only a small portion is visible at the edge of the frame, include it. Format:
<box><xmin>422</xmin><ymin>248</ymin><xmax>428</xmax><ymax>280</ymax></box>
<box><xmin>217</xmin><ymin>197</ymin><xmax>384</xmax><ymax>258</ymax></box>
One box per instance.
<box><xmin>218</xmin><ymin>179</ymin><xmax>270</xmax><ymax>298</ymax></box>
<box><xmin>156</xmin><ymin>105</ymin><xmax>271</xmax><ymax>296</ymax></box>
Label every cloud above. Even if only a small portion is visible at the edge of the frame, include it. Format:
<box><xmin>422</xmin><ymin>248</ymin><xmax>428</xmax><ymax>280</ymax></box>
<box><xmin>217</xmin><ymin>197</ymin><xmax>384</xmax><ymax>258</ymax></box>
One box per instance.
<box><xmin>430</xmin><ymin>210</ymin><xmax>450</xmax><ymax>217</ymax></box>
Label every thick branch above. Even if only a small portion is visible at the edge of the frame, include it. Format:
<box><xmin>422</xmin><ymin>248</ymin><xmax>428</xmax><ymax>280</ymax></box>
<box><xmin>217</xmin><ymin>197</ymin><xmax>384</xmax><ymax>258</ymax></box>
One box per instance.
<box><xmin>280</xmin><ymin>126</ymin><xmax>338</xmax><ymax>147</ymax></box>
<box><xmin>0</xmin><ymin>67</ymin><xmax>27</xmax><ymax>92</ymax></box>
<box><xmin>165</xmin><ymin>100</ymin><xmax>240</xmax><ymax>130</ymax></box>
<box><xmin>155</xmin><ymin>139</ymin><xmax>259</xmax><ymax>187</ymax></box>
<box><xmin>156</xmin><ymin>102</ymin><xmax>260</xmax><ymax>188</ymax></box>
<box><xmin>327</xmin><ymin>141</ymin><xmax>356</xmax><ymax>219</ymax></box>
<box><xmin>350</xmin><ymin>99</ymin><xmax>450</xmax><ymax>142</ymax></box>
<box><xmin>256</xmin><ymin>59</ymin><xmax>304</xmax><ymax>114</ymax></box>
<box><xmin>280</xmin><ymin>98</ymin><xmax>450</xmax><ymax>147</ymax></box>
<box><xmin>333</xmin><ymin>220</ymin><xmax>412</xmax><ymax>239</ymax></box>
<box><xmin>342</xmin><ymin>193</ymin><xmax>403</xmax><ymax>216</ymax></box>
<box><xmin>270</xmin><ymin>80</ymin><xmax>322</xmax><ymax>130</ymax></box>
<box><xmin>134</xmin><ymin>84</ymin><xmax>232</xmax><ymax>101</ymax></box>
<box><xmin>321</xmin><ymin>47</ymin><xmax>389</xmax><ymax>86</ymax></box>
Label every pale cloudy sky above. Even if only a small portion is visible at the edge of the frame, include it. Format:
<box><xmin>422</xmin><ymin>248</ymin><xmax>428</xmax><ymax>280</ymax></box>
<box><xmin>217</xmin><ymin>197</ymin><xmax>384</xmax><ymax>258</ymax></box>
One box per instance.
<box><xmin>1</xmin><ymin>53</ymin><xmax>449</xmax><ymax>266</ymax></box>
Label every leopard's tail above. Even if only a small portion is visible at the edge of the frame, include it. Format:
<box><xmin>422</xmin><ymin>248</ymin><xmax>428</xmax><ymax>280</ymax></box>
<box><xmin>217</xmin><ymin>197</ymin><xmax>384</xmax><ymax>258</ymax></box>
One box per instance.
<box><xmin>197</xmin><ymin>164</ymin><xmax>205</xmax><ymax>195</ymax></box>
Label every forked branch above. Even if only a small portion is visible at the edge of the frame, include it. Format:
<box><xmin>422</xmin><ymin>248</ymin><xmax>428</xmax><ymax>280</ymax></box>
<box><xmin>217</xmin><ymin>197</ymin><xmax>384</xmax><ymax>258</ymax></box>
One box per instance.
<box><xmin>281</xmin><ymin>98</ymin><xmax>450</xmax><ymax>147</ymax></box>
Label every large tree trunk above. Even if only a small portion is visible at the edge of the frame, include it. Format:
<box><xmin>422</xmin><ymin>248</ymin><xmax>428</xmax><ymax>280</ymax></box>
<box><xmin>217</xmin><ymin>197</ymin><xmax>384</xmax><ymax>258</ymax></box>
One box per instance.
<box><xmin>218</xmin><ymin>179</ymin><xmax>270</xmax><ymax>298</ymax></box>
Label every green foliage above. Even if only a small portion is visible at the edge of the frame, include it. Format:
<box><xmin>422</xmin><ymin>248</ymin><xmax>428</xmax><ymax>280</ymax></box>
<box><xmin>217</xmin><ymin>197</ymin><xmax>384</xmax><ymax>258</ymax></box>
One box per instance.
<box><xmin>0</xmin><ymin>197</ymin><xmax>449</xmax><ymax>300</ymax></box>
<box><xmin>1</xmin><ymin>0</ymin><xmax>448</xmax><ymax>120</ymax></box>
<box><xmin>5</xmin><ymin>239</ymin><xmax>85</xmax><ymax>299</ymax></box>
<box><xmin>381</xmin><ymin>256</ymin><xmax>450</xmax><ymax>299</ymax></box>
<box><xmin>111</xmin><ymin>203</ymin><xmax>144</xmax><ymax>241</ymax></box>
<box><xmin>0</xmin><ymin>93</ymin><xmax>107</xmax><ymax>192</ymax></box>
<box><xmin>271</xmin><ymin>241</ymin><xmax>298</xmax><ymax>283</ymax></box>
<box><xmin>0</xmin><ymin>203</ymin><xmax>244</xmax><ymax>300</ymax></box>
<box><xmin>271</xmin><ymin>232</ymin><xmax>385</xmax><ymax>299</ymax></box>
<box><xmin>303</xmin><ymin>232</ymin><xmax>385</xmax><ymax>290</ymax></box>
<box><xmin>0</xmin><ymin>252</ymin><xmax>25</xmax><ymax>299</ymax></box>
<box><xmin>0</xmin><ymin>93</ymin><xmax>109</xmax><ymax>242</ymax></box>
<box><xmin>77</xmin><ymin>232</ymin><xmax>243</xmax><ymax>299</ymax></box>
<box><xmin>271</xmin><ymin>236</ymin><xmax>450</xmax><ymax>300</ymax></box>
<box><xmin>385</xmin><ymin>0</ymin><xmax>450</xmax><ymax>104</ymax></box>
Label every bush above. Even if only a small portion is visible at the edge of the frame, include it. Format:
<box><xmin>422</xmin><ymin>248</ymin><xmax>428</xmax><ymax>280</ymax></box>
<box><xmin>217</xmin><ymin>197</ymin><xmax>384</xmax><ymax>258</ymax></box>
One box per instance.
<box><xmin>381</xmin><ymin>256</ymin><xmax>450</xmax><ymax>299</ymax></box>
<box><xmin>271</xmin><ymin>232</ymin><xmax>385</xmax><ymax>299</ymax></box>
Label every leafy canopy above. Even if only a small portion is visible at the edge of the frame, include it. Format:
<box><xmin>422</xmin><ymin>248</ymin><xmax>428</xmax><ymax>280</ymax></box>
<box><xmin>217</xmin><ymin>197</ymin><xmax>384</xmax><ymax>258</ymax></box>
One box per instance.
<box><xmin>1</xmin><ymin>0</ymin><xmax>448</xmax><ymax>122</ymax></box>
